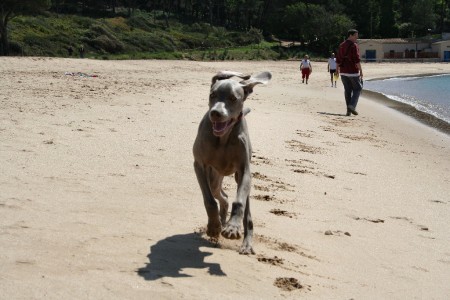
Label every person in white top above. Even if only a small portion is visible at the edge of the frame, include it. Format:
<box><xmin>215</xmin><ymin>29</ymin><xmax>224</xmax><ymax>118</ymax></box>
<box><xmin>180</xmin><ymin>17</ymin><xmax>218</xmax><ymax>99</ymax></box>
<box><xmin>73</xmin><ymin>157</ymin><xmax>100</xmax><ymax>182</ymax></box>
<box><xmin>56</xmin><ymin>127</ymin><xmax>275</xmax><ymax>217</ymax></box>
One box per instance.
<box><xmin>299</xmin><ymin>55</ymin><xmax>312</xmax><ymax>84</ymax></box>
<box><xmin>327</xmin><ymin>53</ymin><xmax>338</xmax><ymax>87</ymax></box>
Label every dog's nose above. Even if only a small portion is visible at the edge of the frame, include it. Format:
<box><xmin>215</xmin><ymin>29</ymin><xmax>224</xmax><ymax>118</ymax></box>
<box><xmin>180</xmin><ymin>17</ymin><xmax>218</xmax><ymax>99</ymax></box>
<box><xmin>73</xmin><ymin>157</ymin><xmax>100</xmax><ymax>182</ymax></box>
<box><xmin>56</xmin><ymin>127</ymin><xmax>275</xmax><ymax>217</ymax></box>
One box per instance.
<box><xmin>210</xmin><ymin>110</ymin><xmax>222</xmax><ymax>119</ymax></box>
<box><xmin>210</xmin><ymin>102</ymin><xmax>227</xmax><ymax>120</ymax></box>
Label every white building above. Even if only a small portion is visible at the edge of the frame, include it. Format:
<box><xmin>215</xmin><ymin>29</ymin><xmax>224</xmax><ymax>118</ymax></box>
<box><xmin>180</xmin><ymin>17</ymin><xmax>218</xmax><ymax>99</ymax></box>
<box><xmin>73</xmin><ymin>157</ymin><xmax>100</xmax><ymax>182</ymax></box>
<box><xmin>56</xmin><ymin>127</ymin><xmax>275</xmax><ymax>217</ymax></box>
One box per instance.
<box><xmin>358</xmin><ymin>37</ymin><xmax>450</xmax><ymax>62</ymax></box>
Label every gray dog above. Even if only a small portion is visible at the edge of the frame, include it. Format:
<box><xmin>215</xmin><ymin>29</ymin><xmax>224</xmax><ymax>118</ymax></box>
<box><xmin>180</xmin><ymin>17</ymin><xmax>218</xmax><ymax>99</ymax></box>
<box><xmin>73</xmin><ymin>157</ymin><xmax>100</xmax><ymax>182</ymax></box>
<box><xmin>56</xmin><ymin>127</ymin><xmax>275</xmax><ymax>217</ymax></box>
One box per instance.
<box><xmin>193</xmin><ymin>71</ymin><xmax>272</xmax><ymax>254</ymax></box>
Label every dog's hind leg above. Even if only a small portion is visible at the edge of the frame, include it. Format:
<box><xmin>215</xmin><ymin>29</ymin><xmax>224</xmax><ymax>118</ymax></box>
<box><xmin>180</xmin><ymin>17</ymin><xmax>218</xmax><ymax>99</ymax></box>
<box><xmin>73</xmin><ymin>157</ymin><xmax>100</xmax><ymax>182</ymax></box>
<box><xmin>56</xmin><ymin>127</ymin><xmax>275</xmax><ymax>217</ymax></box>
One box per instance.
<box><xmin>239</xmin><ymin>196</ymin><xmax>254</xmax><ymax>254</ymax></box>
<box><xmin>218</xmin><ymin>188</ymin><xmax>229</xmax><ymax>226</ymax></box>
<box><xmin>194</xmin><ymin>162</ymin><xmax>221</xmax><ymax>239</ymax></box>
<box><xmin>210</xmin><ymin>172</ymin><xmax>229</xmax><ymax>227</ymax></box>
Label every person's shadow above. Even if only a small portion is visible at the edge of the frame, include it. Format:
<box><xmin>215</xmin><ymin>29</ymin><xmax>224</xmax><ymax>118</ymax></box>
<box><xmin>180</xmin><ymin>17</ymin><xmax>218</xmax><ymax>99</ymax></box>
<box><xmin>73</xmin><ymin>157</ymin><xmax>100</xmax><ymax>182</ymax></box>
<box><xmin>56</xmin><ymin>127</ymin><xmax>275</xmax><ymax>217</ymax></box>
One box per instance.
<box><xmin>136</xmin><ymin>232</ymin><xmax>226</xmax><ymax>280</ymax></box>
<box><xmin>317</xmin><ymin>111</ymin><xmax>348</xmax><ymax>116</ymax></box>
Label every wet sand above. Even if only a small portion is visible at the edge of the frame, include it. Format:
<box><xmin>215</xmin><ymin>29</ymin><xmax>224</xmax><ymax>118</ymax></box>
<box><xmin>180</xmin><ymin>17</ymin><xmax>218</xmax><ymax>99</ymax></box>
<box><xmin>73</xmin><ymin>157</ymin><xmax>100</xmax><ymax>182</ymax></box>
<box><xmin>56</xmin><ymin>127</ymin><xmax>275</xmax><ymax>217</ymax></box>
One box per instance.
<box><xmin>362</xmin><ymin>89</ymin><xmax>450</xmax><ymax>135</ymax></box>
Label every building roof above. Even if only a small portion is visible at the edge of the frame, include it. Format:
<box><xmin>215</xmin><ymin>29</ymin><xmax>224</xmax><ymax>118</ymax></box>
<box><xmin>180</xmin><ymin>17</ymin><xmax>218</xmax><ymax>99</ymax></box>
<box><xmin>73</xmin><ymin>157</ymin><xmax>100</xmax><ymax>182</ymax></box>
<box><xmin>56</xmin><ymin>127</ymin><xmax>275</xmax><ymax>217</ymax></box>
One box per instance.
<box><xmin>359</xmin><ymin>38</ymin><xmax>410</xmax><ymax>44</ymax></box>
<box><xmin>359</xmin><ymin>38</ymin><xmax>450</xmax><ymax>46</ymax></box>
<box><xmin>431</xmin><ymin>39</ymin><xmax>450</xmax><ymax>45</ymax></box>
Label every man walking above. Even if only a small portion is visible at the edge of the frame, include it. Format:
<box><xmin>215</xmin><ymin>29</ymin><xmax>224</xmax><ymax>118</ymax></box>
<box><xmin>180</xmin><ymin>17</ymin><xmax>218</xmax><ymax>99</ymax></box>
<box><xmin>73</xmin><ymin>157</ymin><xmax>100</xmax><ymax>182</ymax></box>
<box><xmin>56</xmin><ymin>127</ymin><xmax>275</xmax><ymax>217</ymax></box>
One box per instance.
<box><xmin>336</xmin><ymin>29</ymin><xmax>363</xmax><ymax>116</ymax></box>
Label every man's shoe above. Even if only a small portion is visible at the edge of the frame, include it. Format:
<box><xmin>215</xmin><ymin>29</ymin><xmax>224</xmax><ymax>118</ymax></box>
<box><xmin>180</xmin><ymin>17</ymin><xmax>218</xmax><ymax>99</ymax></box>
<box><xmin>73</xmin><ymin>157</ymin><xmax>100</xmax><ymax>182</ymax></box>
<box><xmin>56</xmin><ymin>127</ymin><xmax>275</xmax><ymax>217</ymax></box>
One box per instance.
<box><xmin>347</xmin><ymin>105</ymin><xmax>358</xmax><ymax>115</ymax></box>
<box><xmin>346</xmin><ymin>109</ymin><xmax>351</xmax><ymax>116</ymax></box>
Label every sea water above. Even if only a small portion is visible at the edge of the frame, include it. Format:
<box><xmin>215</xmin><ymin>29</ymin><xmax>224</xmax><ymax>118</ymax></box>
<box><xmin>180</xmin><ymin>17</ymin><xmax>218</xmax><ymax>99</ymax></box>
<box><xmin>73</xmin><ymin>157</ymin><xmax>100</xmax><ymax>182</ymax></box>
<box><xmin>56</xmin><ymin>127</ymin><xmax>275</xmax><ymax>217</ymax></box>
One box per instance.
<box><xmin>364</xmin><ymin>74</ymin><xmax>450</xmax><ymax>124</ymax></box>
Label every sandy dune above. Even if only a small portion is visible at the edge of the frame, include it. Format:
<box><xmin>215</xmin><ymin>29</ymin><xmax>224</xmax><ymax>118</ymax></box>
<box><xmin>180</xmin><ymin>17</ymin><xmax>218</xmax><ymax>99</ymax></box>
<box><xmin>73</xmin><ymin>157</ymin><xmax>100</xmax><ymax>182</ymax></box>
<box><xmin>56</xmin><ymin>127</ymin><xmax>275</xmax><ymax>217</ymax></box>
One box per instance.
<box><xmin>1</xmin><ymin>57</ymin><xmax>449</xmax><ymax>299</ymax></box>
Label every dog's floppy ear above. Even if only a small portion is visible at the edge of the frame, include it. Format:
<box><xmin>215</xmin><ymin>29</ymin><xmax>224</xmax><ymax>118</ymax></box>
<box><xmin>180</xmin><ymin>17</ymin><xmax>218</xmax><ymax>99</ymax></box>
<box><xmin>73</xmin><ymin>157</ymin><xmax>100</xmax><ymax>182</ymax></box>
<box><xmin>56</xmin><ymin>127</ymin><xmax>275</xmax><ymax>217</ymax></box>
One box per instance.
<box><xmin>240</xmin><ymin>71</ymin><xmax>272</xmax><ymax>99</ymax></box>
<box><xmin>211</xmin><ymin>71</ymin><xmax>251</xmax><ymax>85</ymax></box>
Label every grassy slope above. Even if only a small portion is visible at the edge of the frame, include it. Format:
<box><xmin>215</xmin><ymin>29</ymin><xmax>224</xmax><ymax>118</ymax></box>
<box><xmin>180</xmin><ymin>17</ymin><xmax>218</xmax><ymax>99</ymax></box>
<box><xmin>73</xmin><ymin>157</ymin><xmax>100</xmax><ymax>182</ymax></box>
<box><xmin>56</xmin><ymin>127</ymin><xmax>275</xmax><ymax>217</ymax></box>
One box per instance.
<box><xmin>8</xmin><ymin>11</ymin><xmax>302</xmax><ymax>60</ymax></box>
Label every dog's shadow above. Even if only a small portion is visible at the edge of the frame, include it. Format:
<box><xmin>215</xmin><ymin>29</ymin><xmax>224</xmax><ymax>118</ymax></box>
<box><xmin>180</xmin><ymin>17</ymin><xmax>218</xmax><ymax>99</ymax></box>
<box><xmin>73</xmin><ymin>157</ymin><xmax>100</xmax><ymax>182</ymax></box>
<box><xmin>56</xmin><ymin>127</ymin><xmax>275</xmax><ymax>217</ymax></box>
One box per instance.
<box><xmin>136</xmin><ymin>232</ymin><xmax>226</xmax><ymax>280</ymax></box>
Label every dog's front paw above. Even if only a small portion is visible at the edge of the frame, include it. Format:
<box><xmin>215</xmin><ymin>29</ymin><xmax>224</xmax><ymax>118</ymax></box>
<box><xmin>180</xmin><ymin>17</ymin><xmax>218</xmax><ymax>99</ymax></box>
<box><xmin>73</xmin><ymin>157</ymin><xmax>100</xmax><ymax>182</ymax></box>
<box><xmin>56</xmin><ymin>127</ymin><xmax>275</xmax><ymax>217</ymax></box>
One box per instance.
<box><xmin>239</xmin><ymin>244</ymin><xmax>255</xmax><ymax>255</ymax></box>
<box><xmin>221</xmin><ymin>223</ymin><xmax>241</xmax><ymax>240</ymax></box>
<box><xmin>239</xmin><ymin>237</ymin><xmax>254</xmax><ymax>254</ymax></box>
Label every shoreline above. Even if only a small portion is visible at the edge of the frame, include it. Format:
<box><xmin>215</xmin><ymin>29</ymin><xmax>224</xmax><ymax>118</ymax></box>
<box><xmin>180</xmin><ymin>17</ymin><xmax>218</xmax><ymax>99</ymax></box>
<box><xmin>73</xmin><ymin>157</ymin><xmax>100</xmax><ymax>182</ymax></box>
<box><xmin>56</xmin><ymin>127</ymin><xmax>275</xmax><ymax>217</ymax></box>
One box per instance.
<box><xmin>362</xmin><ymin>89</ymin><xmax>450</xmax><ymax>135</ymax></box>
<box><xmin>366</xmin><ymin>72</ymin><xmax>450</xmax><ymax>81</ymax></box>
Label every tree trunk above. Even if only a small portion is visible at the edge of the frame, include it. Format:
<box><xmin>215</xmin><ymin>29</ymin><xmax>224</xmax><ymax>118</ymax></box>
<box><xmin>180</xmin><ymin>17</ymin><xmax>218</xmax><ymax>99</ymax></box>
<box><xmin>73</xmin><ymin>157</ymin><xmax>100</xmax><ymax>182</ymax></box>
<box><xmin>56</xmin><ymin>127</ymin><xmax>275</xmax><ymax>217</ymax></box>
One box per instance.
<box><xmin>0</xmin><ymin>13</ymin><xmax>11</xmax><ymax>56</ymax></box>
<box><xmin>209</xmin><ymin>0</ymin><xmax>213</xmax><ymax>25</ymax></box>
<box><xmin>1</xmin><ymin>27</ymin><xmax>9</xmax><ymax>56</ymax></box>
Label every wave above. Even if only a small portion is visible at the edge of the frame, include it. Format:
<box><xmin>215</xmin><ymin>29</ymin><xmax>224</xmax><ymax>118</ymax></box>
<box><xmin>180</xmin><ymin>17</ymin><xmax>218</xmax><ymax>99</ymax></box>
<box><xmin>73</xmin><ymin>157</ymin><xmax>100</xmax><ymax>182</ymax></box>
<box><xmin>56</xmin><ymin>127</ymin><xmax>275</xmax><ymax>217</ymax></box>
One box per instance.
<box><xmin>380</xmin><ymin>93</ymin><xmax>450</xmax><ymax>124</ymax></box>
<box><xmin>365</xmin><ymin>74</ymin><xmax>450</xmax><ymax>126</ymax></box>
<box><xmin>369</xmin><ymin>73</ymin><xmax>450</xmax><ymax>82</ymax></box>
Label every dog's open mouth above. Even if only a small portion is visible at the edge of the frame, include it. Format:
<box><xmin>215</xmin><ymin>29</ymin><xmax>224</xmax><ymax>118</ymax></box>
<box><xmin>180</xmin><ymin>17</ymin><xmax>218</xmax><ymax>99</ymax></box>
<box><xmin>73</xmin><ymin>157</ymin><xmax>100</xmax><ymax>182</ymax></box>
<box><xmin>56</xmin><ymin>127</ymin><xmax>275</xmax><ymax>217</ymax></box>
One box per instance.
<box><xmin>212</xmin><ymin>119</ymin><xmax>234</xmax><ymax>136</ymax></box>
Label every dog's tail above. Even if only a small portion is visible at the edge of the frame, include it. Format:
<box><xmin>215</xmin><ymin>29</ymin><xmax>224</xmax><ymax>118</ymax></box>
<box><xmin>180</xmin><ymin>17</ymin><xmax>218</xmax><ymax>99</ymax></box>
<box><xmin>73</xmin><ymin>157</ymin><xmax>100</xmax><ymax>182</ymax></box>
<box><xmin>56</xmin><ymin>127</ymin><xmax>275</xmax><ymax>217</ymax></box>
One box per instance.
<box><xmin>243</xmin><ymin>107</ymin><xmax>251</xmax><ymax>116</ymax></box>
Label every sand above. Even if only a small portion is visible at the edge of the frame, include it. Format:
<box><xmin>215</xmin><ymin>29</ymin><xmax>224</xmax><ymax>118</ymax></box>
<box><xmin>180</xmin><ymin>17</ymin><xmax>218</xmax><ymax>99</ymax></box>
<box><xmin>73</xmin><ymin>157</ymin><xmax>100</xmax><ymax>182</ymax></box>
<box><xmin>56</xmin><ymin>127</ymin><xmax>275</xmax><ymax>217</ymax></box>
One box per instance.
<box><xmin>1</xmin><ymin>57</ymin><xmax>449</xmax><ymax>299</ymax></box>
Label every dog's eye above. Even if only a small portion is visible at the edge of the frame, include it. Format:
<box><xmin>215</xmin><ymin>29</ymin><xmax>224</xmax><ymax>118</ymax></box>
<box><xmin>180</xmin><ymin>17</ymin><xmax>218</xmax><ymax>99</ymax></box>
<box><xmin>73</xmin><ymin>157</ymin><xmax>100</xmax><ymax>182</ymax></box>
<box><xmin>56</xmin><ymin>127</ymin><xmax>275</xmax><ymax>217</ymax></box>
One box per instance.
<box><xmin>209</xmin><ymin>92</ymin><xmax>216</xmax><ymax>99</ymax></box>
<box><xmin>229</xmin><ymin>96</ymin><xmax>237</xmax><ymax>102</ymax></box>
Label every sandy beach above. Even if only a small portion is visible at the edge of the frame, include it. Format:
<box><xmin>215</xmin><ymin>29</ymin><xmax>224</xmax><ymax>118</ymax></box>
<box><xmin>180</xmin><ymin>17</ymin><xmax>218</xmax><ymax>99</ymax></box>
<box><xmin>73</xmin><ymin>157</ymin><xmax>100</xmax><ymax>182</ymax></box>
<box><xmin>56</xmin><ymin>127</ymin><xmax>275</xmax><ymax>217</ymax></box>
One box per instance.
<box><xmin>1</xmin><ymin>57</ymin><xmax>449</xmax><ymax>299</ymax></box>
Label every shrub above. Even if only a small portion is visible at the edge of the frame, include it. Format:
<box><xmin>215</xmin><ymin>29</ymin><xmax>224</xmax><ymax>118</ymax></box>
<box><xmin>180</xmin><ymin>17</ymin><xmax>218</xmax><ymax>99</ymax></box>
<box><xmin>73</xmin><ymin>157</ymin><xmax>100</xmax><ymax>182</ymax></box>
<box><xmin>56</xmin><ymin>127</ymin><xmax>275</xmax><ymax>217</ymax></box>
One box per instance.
<box><xmin>107</xmin><ymin>17</ymin><xmax>129</xmax><ymax>31</ymax></box>
<box><xmin>8</xmin><ymin>41</ymin><xmax>24</xmax><ymax>55</ymax></box>
<box><xmin>127</xmin><ymin>14</ymin><xmax>158</xmax><ymax>31</ymax></box>
<box><xmin>88</xmin><ymin>34</ymin><xmax>124</xmax><ymax>53</ymax></box>
<box><xmin>85</xmin><ymin>23</ymin><xmax>116</xmax><ymax>40</ymax></box>
<box><xmin>8</xmin><ymin>11</ymin><xmax>275</xmax><ymax>60</ymax></box>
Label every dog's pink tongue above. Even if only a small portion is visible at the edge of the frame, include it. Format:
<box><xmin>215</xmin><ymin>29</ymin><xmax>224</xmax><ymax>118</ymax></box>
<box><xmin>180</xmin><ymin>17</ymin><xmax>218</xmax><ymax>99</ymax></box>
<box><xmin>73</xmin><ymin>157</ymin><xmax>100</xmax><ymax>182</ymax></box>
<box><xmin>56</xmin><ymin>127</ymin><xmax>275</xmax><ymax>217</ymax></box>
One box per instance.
<box><xmin>213</xmin><ymin>121</ymin><xmax>228</xmax><ymax>132</ymax></box>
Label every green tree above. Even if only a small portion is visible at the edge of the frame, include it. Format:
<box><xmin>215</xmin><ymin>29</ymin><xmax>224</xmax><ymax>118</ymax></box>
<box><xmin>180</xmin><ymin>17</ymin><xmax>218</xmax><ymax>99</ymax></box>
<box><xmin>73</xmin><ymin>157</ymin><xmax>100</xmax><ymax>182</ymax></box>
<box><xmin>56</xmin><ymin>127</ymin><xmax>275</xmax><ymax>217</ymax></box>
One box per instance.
<box><xmin>284</xmin><ymin>2</ymin><xmax>308</xmax><ymax>43</ymax></box>
<box><xmin>283</xmin><ymin>2</ymin><xmax>352</xmax><ymax>54</ymax></box>
<box><xmin>411</xmin><ymin>0</ymin><xmax>438</xmax><ymax>35</ymax></box>
<box><xmin>436</xmin><ymin>0</ymin><xmax>449</xmax><ymax>32</ymax></box>
<box><xmin>379</xmin><ymin>0</ymin><xmax>396</xmax><ymax>37</ymax></box>
<box><xmin>0</xmin><ymin>0</ymin><xmax>50</xmax><ymax>55</ymax></box>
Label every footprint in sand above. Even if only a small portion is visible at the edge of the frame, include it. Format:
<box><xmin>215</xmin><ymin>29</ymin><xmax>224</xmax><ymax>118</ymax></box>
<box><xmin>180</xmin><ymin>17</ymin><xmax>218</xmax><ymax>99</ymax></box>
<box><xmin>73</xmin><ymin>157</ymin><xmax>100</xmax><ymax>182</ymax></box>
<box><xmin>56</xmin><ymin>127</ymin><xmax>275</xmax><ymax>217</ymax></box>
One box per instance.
<box><xmin>254</xmin><ymin>184</ymin><xmax>270</xmax><ymax>192</ymax></box>
<box><xmin>390</xmin><ymin>216</ymin><xmax>430</xmax><ymax>231</ymax></box>
<box><xmin>274</xmin><ymin>277</ymin><xmax>304</xmax><ymax>291</ymax></box>
<box><xmin>429</xmin><ymin>199</ymin><xmax>446</xmax><ymax>204</ymax></box>
<box><xmin>288</xmin><ymin>159</ymin><xmax>335</xmax><ymax>179</ymax></box>
<box><xmin>350</xmin><ymin>171</ymin><xmax>367</xmax><ymax>176</ymax></box>
<box><xmin>252</xmin><ymin>194</ymin><xmax>290</xmax><ymax>205</ymax></box>
<box><xmin>286</xmin><ymin>158</ymin><xmax>317</xmax><ymax>175</ymax></box>
<box><xmin>295</xmin><ymin>129</ymin><xmax>316</xmax><ymax>138</ymax></box>
<box><xmin>257</xmin><ymin>255</ymin><xmax>284</xmax><ymax>266</ymax></box>
<box><xmin>269</xmin><ymin>208</ymin><xmax>296</xmax><ymax>218</ymax></box>
<box><xmin>252</xmin><ymin>171</ymin><xmax>271</xmax><ymax>181</ymax></box>
<box><xmin>252</xmin><ymin>194</ymin><xmax>274</xmax><ymax>202</ymax></box>
<box><xmin>285</xmin><ymin>140</ymin><xmax>323</xmax><ymax>154</ymax></box>
<box><xmin>324</xmin><ymin>230</ymin><xmax>351</xmax><ymax>237</ymax></box>
<box><xmin>252</xmin><ymin>171</ymin><xmax>295</xmax><ymax>194</ymax></box>
<box><xmin>353</xmin><ymin>216</ymin><xmax>385</xmax><ymax>223</ymax></box>
<box><xmin>252</xmin><ymin>154</ymin><xmax>272</xmax><ymax>165</ymax></box>
<box><xmin>256</xmin><ymin>234</ymin><xmax>319</xmax><ymax>261</ymax></box>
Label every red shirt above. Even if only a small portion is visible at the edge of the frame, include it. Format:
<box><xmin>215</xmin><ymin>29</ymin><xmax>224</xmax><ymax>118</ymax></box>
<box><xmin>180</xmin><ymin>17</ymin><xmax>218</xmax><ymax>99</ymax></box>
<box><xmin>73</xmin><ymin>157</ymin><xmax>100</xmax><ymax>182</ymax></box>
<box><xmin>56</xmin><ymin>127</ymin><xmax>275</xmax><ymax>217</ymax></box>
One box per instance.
<box><xmin>336</xmin><ymin>40</ymin><xmax>361</xmax><ymax>74</ymax></box>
